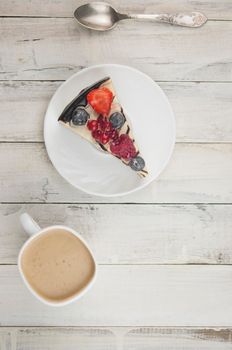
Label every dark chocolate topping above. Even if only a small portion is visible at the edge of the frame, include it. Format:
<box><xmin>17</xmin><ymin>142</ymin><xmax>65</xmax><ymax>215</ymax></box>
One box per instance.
<box><xmin>98</xmin><ymin>143</ymin><xmax>108</xmax><ymax>152</ymax></box>
<box><xmin>58</xmin><ymin>77</ymin><xmax>110</xmax><ymax>123</ymax></box>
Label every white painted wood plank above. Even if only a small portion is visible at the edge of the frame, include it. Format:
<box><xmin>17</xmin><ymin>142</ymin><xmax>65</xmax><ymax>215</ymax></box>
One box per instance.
<box><xmin>1</xmin><ymin>327</ymin><xmax>232</xmax><ymax>350</ymax></box>
<box><xmin>0</xmin><ymin>0</ymin><xmax>231</xmax><ymax>19</ymax></box>
<box><xmin>0</xmin><ymin>143</ymin><xmax>231</xmax><ymax>203</ymax></box>
<box><xmin>164</xmin><ymin>82</ymin><xmax>232</xmax><ymax>142</ymax></box>
<box><xmin>0</xmin><ymin>19</ymin><xmax>232</xmax><ymax>81</ymax></box>
<box><xmin>0</xmin><ymin>81</ymin><xmax>57</xmax><ymax>142</ymax></box>
<box><xmin>0</xmin><ymin>265</ymin><xmax>232</xmax><ymax>326</ymax></box>
<box><xmin>0</xmin><ymin>204</ymin><xmax>231</xmax><ymax>265</ymax></box>
<box><xmin>1</xmin><ymin>81</ymin><xmax>232</xmax><ymax>142</ymax></box>
<box><xmin>0</xmin><ymin>328</ymin><xmax>116</xmax><ymax>350</ymax></box>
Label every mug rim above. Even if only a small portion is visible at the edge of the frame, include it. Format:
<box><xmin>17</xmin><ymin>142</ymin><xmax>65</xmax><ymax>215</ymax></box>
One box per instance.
<box><xmin>18</xmin><ymin>224</ymin><xmax>97</xmax><ymax>307</ymax></box>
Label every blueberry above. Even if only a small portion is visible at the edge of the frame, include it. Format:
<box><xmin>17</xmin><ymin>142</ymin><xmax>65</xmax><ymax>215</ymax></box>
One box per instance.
<box><xmin>129</xmin><ymin>156</ymin><xmax>145</xmax><ymax>171</ymax></box>
<box><xmin>72</xmin><ymin>108</ymin><xmax>89</xmax><ymax>126</ymax></box>
<box><xmin>109</xmin><ymin>112</ymin><xmax>125</xmax><ymax>129</ymax></box>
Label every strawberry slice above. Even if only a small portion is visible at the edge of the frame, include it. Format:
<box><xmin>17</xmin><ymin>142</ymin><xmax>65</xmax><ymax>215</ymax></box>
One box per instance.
<box><xmin>87</xmin><ymin>87</ymin><xmax>113</xmax><ymax>117</ymax></box>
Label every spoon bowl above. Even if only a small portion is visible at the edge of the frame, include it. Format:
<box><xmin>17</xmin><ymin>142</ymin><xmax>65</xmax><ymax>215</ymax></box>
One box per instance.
<box><xmin>74</xmin><ymin>2</ymin><xmax>120</xmax><ymax>31</ymax></box>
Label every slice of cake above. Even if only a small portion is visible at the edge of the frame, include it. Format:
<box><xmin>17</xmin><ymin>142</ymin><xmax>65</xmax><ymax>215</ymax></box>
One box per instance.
<box><xmin>58</xmin><ymin>77</ymin><xmax>148</xmax><ymax>177</ymax></box>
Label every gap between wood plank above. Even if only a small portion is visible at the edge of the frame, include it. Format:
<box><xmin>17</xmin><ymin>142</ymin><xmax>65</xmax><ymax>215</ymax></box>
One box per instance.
<box><xmin>1</xmin><ymin>202</ymin><xmax>232</xmax><ymax>205</ymax></box>
<box><xmin>1</xmin><ymin>324</ymin><xmax>232</xmax><ymax>328</ymax></box>
<box><xmin>1</xmin><ymin>325</ymin><xmax>232</xmax><ymax>329</ymax></box>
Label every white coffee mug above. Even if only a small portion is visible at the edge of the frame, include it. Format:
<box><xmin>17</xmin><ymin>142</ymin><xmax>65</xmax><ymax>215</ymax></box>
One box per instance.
<box><xmin>18</xmin><ymin>212</ymin><xmax>97</xmax><ymax>307</ymax></box>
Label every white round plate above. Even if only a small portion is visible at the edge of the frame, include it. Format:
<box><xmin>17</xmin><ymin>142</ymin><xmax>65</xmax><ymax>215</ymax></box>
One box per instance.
<box><xmin>44</xmin><ymin>64</ymin><xmax>175</xmax><ymax>197</ymax></box>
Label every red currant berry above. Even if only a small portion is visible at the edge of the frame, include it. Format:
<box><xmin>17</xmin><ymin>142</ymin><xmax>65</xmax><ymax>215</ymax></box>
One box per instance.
<box><xmin>92</xmin><ymin>129</ymin><xmax>102</xmax><ymax>141</ymax></box>
<box><xmin>87</xmin><ymin>119</ymin><xmax>98</xmax><ymax>131</ymax></box>
<box><xmin>97</xmin><ymin>115</ymin><xmax>104</xmax><ymax>128</ymax></box>
<box><xmin>101</xmin><ymin>133</ymin><xmax>110</xmax><ymax>145</ymax></box>
<box><xmin>104</xmin><ymin>121</ymin><xmax>112</xmax><ymax>131</ymax></box>
<box><xmin>111</xmin><ymin>129</ymin><xmax>119</xmax><ymax>140</ymax></box>
<box><xmin>102</xmin><ymin>121</ymin><xmax>108</xmax><ymax>131</ymax></box>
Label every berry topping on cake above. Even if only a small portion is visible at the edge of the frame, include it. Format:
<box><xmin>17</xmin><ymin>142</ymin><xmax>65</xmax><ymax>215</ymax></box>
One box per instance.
<box><xmin>97</xmin><ymin>115</ymin><xmax>112</xmax><ymax>131</ymax></box>
<box><xmin>88</xmin><ymin>116</ymin><xmax>118</xmax><ymax>145</ymax></box>
<box><xmin>101</xmin><ymin>133</ymin><xmax>110</xmax><ymax>145</ymax></box>
<box><xmin>87</xmin><ymin>87</ymin><xmax>113</xmax><ymax>117</ymax></box>
<box><xmin>109</xmin><ymin>112</ymin><xmax>125</xmax><ymax>129</ymax></box>
<box><xmin>128</xmin><ymin>156</ymin><xmax>145</xmax><ymax>171</ymax></box>
<box><xmin>92</xmin><ymin>129</ymin><xmax>103</xmax><ymax>142</ymax></box>
<box><xmin>109</xmin><ymin>129</ymin><xmax>119</xmax><ymax>141</ymax></box>
<box><xmin>110</xmin><ymin>134</ymin><xmax>137</xmax><ymax>160</ymax></box>
<box><xmin>58</xmin><ymin>77</ymin><xmax>148</xmax><ymax>176</ymax></box>
<box><xmin>72</xmin><ymin>108</ymin><xmax>90</xmax><ymax>126</ymax></box>
<box><xmin>87</xmin><ymin>119</ymin><xmax>98</xmax><ymax>131</ymax></box>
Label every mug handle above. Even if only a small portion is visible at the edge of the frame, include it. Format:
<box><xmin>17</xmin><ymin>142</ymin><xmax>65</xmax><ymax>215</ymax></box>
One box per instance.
<box><xmin>20</xmin><ymin>213</ymin><xmax>41</xmax><ymax>236</ymax></box>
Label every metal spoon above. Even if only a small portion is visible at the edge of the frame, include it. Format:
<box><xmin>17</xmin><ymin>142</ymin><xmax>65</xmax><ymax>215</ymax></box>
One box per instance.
<box><xmin>74</xmin><ymin>2</ymin><xmax>207</xmax><ymax>31</ymax></box>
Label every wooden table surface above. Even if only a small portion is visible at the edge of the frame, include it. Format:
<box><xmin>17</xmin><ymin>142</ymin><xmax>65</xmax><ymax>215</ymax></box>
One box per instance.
<box><xmin>1</xmin><ymin>0</ymin><xmax>232</xmax><ymax>348</ymax></box>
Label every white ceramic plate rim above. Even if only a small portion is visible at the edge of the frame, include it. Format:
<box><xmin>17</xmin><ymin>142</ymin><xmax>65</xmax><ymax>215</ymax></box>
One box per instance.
<box><xmin>44</xmin><ymin>64</ymin><xmax>176</xmax><ymax>197</ymax></box>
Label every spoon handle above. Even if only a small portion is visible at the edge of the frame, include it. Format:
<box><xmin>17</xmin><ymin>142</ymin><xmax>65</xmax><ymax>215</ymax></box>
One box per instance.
<box><xmin>127</xmin><ymin>12</ymin><xmax>207</xmax><ymax>28</ymax></box>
